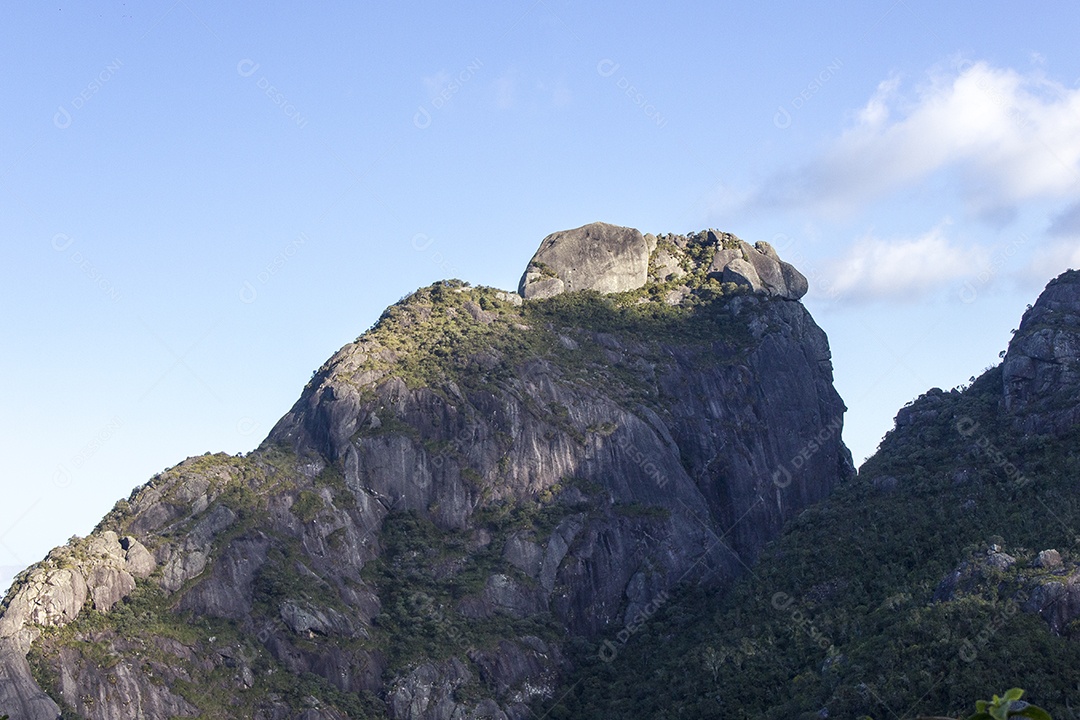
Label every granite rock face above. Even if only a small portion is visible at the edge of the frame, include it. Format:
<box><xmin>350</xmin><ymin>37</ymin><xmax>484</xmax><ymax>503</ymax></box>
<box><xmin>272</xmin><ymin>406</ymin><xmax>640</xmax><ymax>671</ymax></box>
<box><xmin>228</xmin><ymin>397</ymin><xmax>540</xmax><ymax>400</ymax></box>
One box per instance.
<box><xmin>518</xmin><ymin>222</ymin><xmax>651</xmax><ymax>299</ymax></box>
<box><xmin>518</xmin><ymin>223</ymin><xmax>808</xmax><ymax>301</ymax></box>
<box><xmin>0</xmin><ymin>531</ymin><xmax>155</xmax><ymax>719</ymax></box>
<box><xmin>712</xmin><ymin>238</ymin><xmax>807</xmax><ymax>300</ymax></box>
<box><xmin>0</xmin><ymin>224</ymin><xmax>852</xmax><ymax>720</ymax></box>
<box><xmin>1003</xmin><ymin>269</ymin><xmax>1080</xmax><ymax>434</ymax></box>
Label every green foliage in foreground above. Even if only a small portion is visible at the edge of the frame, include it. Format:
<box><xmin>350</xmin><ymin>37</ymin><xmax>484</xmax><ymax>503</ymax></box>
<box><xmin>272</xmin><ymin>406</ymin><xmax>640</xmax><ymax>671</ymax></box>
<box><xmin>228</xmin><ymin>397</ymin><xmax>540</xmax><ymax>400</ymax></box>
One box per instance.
<box><xmin>542</xmin><ymin>366</ymin><xmax>1080</xmax><ymax>719</ymax></box>
<box><xmin>965</xmin><ymin>688</ymin><xmax>1052</xmax><ymax>720</ymax></box>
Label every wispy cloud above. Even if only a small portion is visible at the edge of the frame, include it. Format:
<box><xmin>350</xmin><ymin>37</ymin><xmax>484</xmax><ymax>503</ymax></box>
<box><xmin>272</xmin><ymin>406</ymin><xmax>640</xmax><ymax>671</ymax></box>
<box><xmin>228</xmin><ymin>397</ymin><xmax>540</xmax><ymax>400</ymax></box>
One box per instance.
<box><xmin>752</xmin><ymin>59</ymin><xmax>1080</xmax><ymax>223</ymax></box>
<box><xmin>494</xmin><ymin>69</ymin><xmax>517</xmax><ymax>109</ymax></box>
<box><xmin>422</xmin><ymin>70</ymin><xmax>453</xmax><ymax>100</ymax></box>
<box><xmin>824</xmin><ymin>225</ymin><xmax>988</xmax><ymax>301</ymax></box>
<box><xmin>490</xmin><ymin>70</ymin><xmax>572</xmax><ymax>110</ymax></box>
<box><xmin>1023</xmin><ymin>239</ymin><xmax>1080</xmax><ymax>285</ymax></box>
<box><xmin>1047</xmin><ymin>199</ymin><xmax>1080</xmax><ymax>236</ymax></box>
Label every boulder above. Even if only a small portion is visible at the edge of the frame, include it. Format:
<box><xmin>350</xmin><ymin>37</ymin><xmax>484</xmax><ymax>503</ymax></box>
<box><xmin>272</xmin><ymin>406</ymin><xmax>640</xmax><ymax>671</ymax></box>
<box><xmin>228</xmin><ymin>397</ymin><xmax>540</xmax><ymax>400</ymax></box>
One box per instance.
<box><xmin>707</xmin><ymin>248</ymin><xmax>741</xmax><ymax>278</ymax></box>
<box><xmin>121</xmin><ymin>536</ymin><xmax>157</xmax><ymax>578</ymax></box>
<box><xmin>518</xmin><ymin>222</ymin><xmax>650</xmax><ymax>299</ymax></box>
<box><xmin>723</xmin><ymin>258</ymin><xmax>763</xmax><ymax>292</ymax></box>
<box><xmin>1036</xmin><ymin>549</ymin><xmax>1063</xmax><ymax>569</ymax></box>
<box><xmin>740</xmin><ymin>240</ymin><xmax>787</xmax><ymax>294</ymax></box>
<box><xmin>87</xmin><ymin>565</ymin><xmax>136</xmax><ymax>612</ymax></box>
<box><xmin>708</xmin><ymin>242</ymin><xmax>807</xmax><ymax>300</ymax></box>
<box><xmin>780</xmin><ymin>261</ymin><xmax>809</xmax><ymax>299</ymax></box>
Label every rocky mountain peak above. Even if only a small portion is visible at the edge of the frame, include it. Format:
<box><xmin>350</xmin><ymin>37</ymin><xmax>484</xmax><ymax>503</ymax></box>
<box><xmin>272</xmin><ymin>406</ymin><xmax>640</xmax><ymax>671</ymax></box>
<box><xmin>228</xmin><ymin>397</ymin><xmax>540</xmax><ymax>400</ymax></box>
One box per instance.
<box><xmin>1002</xmin><ymin>268</ymin><xmax>1080</xmax><ymax>433</ymax></box>
<box><xmin>1</xmin><ymin>223</ymin><xmax>849</xmax><ymax>720</ymax></box>
<box><xmin>518</xmin><ymin>222</ymin><xmax>809</xmax><ymax>301</ymax></box>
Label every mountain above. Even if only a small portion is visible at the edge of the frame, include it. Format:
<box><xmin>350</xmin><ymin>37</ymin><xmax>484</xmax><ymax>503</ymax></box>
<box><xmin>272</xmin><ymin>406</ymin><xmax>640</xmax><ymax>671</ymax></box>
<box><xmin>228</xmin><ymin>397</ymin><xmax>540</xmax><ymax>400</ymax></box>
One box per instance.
<box><xmin>0</xmin><ymin>223</ymin><xmax>853</xmax><ymax>720</ymax></box>
<box><xmin>549</xmin><ymin>270</ymin><xmax>1080</xmax><ymax>719</ymax></box>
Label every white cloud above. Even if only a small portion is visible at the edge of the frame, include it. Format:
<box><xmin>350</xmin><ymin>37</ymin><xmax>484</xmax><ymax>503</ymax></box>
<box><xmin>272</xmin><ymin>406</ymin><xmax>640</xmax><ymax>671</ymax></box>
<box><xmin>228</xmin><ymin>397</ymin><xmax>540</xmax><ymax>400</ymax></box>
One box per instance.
<box><xmin>755</xmin><ymin>60</ymin><xmax>1080</xmax><ymax>222</ymax></box>
<box><xmin>823</xmin><ymin>225</ymin><xmax>989</xmax><ymax>301</ymax></box>
<box><xmin>1022</xmin><ymin>239</ymin><xmax>1080</xmax><ymax>285</ymax></box>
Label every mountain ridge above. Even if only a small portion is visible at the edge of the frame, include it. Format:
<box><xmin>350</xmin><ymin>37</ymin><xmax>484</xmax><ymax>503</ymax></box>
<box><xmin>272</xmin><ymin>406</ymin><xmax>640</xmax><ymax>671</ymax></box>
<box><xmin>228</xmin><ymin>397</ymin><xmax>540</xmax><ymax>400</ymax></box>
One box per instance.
<box><xmin>0</xmin><ymin>223</ymin><xmax>852</xmax><ymax>720</ymax></box>
<box><xmin>547</xmin><ymin>269</ymin><xmax>1080</xmax><ymax>719</ymax></box>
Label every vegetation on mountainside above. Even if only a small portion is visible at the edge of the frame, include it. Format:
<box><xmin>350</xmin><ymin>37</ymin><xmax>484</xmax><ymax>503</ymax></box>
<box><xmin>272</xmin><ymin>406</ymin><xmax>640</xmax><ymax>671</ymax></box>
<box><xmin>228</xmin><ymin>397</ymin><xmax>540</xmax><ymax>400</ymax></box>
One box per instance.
<box><xmin>318</xmin><ymin>275</ymin><xmax>755</xmax><ymax>422</ymax></box>
<box><xmin>544</xmin><ymin>366</ymin><xmax>1080</xmax><ymax>720</ymax></box>
<box><xmin>9</xmin><ymin>264</ymin><xmax>766</xmax><ymax>720</ymax></box>
<box><xmin>14</xmin><ymin>255</ymin><xmax>1075</xmax><ymax>719</ymax></box>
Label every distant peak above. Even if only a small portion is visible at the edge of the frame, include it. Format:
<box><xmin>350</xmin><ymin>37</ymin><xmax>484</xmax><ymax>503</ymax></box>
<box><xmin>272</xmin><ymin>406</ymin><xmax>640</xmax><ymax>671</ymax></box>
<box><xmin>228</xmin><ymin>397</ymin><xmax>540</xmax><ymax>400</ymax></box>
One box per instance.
<box><xmin>1002</xmin><ymin>268</ymin><xmax>1080</xmax><ymax>433</ymax></box>
<box><xmin>518</xmin><ymin>223</ymin><xmax>808</xmax><ymax>301</ymax></box>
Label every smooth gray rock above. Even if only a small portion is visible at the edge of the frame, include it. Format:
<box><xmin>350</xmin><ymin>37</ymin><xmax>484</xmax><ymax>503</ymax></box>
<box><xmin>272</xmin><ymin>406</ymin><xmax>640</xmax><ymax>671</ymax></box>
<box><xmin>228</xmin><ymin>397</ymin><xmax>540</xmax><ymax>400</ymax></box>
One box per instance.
<box><xmin>755</xmin><ymin>240</ymin><xmax>781</xmax><ymax>261</ymax></box>
<box><xmin>280</xmin><ymin>600</ymin><xmax>360</xmax><ymax>637</ymax></box>
<box><xmin>179</xmin><ymin>534</ymin><xmax>269</xmax><ymax>621</ymax></box>
<box><xmin>707</xmin><ymin>241</ymin><xmax>807</xmax><ymax>299</ymax></box>
<box><xmin>987</xmin><ymin>551</ymin><xmax>1017</xmax><ymax>571</ymax></box>
<box><xmin>0</xmin><ymin>645</ymin><xmax>61</xmax><ymax>720</ymax></box>
<box><xmin>723</xmin><ymin>258</ymin><xmax>763</xmax><ymax>291</ymax></box>
<box><xmin>55</xmin><ymin>645</ymin><xmax>198</xmax><ymax>720</ymax></box>
<box><xmin>388</xmin><ymin>658</ymin><xmax>472</xmax><ymax>720</ymax></box>
<box><xmin>502</xmin><ymin>533</ymin><xmax>543</xmax><ymax>578</ymax></box>
<box><xmin>458</xmin><ymin>574</ymin><xmax>546</xmax><ymax>620</ymax></box>
<box><xmin>740</xmin><ymin>240</ymin><xmax>787</xmax><ymax>294</ymax></box>
<box><xmin>707</xmin><ymin>248</ymin><xmax>742</xmax><ymax>278</ymax></box>
<box><xmin>779</xmin><ymin>261</ymin><xmax>809</xmax><ymax>299</ymax></box>
<box><xmin>87</xmin><ymin>565</ymin><xmax>136</xmax><ymax>612</ymax></box>
<box><xmin>121</xmin><ymin>536</ymin><xmax>156</xmax><ymax>578</ymax></box>
<box><xmin>518</xmin><ymin>222</ymin><xmax>649</xmax><ymax>299</ymax></box>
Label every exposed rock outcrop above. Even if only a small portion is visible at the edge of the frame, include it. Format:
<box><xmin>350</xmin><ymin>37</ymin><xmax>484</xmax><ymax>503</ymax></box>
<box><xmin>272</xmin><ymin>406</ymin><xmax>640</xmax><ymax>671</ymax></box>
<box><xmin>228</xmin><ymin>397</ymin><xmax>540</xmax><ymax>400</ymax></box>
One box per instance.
<box><xmin>0</xmin><ymin>531</ymin><xmax>156</xmax><ymax>719</ymax></box>
<box><xmin>1003</xmin><ymin>269</ymin><xmax>1080</xmax><ymax>434</ymax></box>
<box><xmin>518</xmin><ymin>222</ymin><xmax>651</xmax><ymax>299</ymax></box>
<box><xmin>1</xmin><ymin>224</ymin><xmax>850</xmax><ymax>720</ymax></box>
<box><xmin>1025</xmin><ymin>569</ymin><xmax>1080</xmax><ymax>635</ymax></box>
<box><xmin>518</xmin><ymin>223</ymin><xmax>808</xmax><ymax>301</ymax></box>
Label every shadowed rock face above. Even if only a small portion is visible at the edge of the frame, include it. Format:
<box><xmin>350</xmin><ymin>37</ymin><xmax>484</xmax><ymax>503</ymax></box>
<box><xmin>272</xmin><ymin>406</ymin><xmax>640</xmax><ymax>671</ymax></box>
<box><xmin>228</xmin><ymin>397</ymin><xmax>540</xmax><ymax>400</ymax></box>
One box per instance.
<box><xmin>1003</xmin><ymin>269</ymin><xmax>1080</xmax><ymax>434</ymax></box>
<box><xmin>0</xmin><ymin>224</ymin><xmax>851</xmax><ymax>720</ymax></box>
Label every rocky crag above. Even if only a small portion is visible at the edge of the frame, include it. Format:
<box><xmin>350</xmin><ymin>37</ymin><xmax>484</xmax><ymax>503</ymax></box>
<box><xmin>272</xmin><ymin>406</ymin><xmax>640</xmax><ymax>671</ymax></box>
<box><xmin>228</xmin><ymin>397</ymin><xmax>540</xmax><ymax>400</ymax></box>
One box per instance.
<box><xmin>0</xmin><ymin>222</ymin><xmax>851</xmax><ymax>720</ymax></box>
<box><xmin>1003</xmin><ymin>269</ymin><xmax>1080</xmax><ymax>434</ymax></box>
<box><xmin>551</xmin><ymin>269</ymin><xmax>1080</xmax><ymax>719</ymax></box>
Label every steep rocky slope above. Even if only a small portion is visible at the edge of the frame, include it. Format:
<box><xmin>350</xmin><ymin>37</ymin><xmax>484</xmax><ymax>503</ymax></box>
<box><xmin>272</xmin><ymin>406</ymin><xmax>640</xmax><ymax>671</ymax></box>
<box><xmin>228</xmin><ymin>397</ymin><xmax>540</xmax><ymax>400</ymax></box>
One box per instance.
<box><xmin>0</xmin><ymin>224</ymin><xmax>852</xmax><ymax>720</ymax></box>
<box><xmin>553</xmin><ymin>269</ymin><xmax>1080</xmax><ymax>720</ymax></box>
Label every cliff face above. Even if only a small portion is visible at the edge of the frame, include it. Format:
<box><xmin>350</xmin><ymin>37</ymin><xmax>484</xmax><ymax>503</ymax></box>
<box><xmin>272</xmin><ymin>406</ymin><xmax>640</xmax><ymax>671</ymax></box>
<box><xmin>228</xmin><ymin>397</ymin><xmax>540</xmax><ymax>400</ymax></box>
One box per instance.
<box><xmin>550</xmin><ymin>268</ymin><xmax>1080</xmax><ymax>720</ymax></box>
<box><xmin>0</xmin><ymin>224</ymin><xmax>852</xmax><ymax>720</ymax></box>
<box><xmin>1003</xmin><ymin>269</ymin><xmax>1080</xmax><ymax>434</ymax></box>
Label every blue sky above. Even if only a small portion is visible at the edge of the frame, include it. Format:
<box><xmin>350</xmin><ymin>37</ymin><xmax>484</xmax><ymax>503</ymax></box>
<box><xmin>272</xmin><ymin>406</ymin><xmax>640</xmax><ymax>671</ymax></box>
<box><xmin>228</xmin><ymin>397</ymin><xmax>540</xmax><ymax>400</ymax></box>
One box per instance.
<box><xmin>4</xmin><ymin>2</ymin><xmax>1080</xmax><ymax>594</ymax></box>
